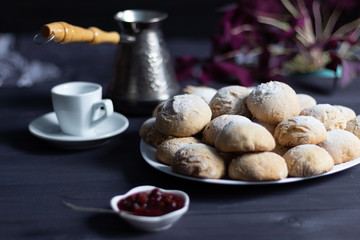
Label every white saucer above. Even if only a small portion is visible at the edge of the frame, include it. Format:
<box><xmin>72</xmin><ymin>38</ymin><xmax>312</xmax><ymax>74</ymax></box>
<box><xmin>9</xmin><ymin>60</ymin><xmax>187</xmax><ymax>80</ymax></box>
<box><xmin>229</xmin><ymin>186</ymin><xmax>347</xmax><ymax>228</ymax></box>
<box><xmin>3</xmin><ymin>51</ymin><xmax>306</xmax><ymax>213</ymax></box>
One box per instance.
<box><xmin>29</xmin><ymin>112</ymin><xmax>129</xmax><ymax>149</ymax></box>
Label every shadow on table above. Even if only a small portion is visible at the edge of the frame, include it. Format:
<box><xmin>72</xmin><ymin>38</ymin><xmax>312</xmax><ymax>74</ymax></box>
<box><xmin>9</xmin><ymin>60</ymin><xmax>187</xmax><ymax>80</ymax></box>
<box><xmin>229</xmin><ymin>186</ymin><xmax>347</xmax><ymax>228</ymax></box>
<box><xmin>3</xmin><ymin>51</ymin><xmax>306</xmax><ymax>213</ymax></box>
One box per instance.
<box><xmin>0</xmin><ymin>127</ymin><xmax>77</xmax><ymax>155</ymax></box>
<box><xmin>85</xmin><ymin>213</ymin><xmax>151</xmax><ymax>237</ymax></box>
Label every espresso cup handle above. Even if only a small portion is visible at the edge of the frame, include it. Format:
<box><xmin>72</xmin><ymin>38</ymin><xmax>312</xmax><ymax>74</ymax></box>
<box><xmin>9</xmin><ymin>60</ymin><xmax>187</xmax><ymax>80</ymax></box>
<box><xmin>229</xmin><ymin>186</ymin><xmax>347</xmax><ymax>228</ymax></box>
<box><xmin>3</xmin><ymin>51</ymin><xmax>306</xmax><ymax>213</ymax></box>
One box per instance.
<box><xmin>91</xmin><ymin>99</ymin><xmax>114</xmax><ymax>126</ymax></box>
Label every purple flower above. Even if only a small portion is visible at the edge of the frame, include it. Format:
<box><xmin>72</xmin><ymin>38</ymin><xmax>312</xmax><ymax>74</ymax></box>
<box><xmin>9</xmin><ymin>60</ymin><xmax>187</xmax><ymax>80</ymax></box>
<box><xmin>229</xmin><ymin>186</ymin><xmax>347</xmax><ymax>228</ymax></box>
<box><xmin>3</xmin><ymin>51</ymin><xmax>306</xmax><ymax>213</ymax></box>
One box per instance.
<box><xmin>175</xmin><ymin>0</ymin><xmax>360</xmax><ymax>87</ymax></box>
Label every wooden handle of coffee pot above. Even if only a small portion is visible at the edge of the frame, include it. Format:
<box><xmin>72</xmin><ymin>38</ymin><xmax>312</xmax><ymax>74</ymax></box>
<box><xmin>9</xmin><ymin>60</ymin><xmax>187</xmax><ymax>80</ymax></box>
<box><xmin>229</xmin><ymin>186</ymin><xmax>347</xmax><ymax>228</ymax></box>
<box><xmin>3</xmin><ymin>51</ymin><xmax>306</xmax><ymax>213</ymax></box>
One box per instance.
<box><xmin>40</xmin><ymin>22</ymin><xmax>120</xmax><ymax>44</ymax></box>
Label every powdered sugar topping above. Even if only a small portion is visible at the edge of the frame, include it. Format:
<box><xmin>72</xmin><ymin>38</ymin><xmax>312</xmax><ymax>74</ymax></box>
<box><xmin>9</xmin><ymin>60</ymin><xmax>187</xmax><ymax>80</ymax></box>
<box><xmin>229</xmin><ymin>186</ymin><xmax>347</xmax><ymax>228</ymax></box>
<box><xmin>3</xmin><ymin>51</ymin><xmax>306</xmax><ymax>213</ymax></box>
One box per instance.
<box><xmin>171</xmin><ymin>94</ymin><xmax>208</xmax><ymax>113</ymax></box>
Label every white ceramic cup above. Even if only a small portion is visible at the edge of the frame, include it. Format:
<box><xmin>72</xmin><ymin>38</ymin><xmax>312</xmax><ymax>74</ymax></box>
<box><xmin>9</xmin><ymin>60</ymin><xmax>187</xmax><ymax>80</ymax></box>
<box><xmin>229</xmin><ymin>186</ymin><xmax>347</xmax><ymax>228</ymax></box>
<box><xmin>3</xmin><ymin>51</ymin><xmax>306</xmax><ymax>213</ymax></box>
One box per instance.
<box><xmin>51</xmin><ymin>81</ymin><xmax>114</xmax><ymax>136</ymax></box>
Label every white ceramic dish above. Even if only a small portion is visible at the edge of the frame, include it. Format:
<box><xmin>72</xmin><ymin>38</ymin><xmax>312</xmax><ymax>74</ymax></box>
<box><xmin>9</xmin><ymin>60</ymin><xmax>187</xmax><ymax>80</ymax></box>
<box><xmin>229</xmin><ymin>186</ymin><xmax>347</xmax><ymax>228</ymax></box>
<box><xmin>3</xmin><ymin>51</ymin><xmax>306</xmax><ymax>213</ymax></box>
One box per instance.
<box><xmin>110</xmin><ymin>185</ymin><xmax>190</xmax><ymax>231</ymax></box>
<box><xmin>28</xmin><ymin>112</ymin><xmax>129</xmax><ymax>149</ymax></box>
<box><xmin>140</xmin><ymin>139</ymin><xmax>360</xmax><ymax>185</ymax></box>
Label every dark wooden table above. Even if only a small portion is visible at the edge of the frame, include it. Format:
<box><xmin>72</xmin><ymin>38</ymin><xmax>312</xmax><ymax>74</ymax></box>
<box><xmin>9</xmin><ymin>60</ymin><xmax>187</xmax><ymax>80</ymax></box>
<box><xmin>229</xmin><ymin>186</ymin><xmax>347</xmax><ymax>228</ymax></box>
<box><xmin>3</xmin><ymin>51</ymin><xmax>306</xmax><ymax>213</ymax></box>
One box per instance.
<box><xmin>1</xmin><ymin>35</ymin><xmax>360</xmax><ymax>240</ymax></box>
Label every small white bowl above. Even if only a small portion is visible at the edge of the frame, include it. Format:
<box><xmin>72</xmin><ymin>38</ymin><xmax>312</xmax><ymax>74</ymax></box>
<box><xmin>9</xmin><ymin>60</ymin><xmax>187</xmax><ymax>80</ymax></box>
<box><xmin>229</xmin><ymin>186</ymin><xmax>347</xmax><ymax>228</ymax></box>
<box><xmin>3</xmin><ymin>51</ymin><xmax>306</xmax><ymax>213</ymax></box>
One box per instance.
<box><xmin>110</xmin><ymin>185</ymin><xmax>190</xmax><ymax>231</ymax></box>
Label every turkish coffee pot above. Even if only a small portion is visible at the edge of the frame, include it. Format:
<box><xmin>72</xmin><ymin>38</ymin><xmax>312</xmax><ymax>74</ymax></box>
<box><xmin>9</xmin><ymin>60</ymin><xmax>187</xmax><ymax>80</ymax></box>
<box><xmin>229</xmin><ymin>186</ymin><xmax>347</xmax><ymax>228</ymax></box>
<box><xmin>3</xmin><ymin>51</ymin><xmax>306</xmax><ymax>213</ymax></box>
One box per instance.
<box><xmin>38</xmin><ymin>9</ymin><xmax>180</xmax><ymax>115</ymax></box>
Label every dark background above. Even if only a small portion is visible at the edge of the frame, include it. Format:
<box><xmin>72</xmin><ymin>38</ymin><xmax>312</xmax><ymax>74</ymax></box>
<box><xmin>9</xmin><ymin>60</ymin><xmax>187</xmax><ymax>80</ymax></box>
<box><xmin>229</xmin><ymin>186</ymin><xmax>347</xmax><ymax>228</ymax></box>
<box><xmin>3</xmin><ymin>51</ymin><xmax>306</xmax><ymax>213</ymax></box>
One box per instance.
<box><xmin>0</xmin><ymin>0</ymin><xmax>235</xmax><ymax>38</ymax></box>
<box><xmin>1</xmin><ymin>1</ymin><xmax>359</xmax><ymax>39</ymax></box>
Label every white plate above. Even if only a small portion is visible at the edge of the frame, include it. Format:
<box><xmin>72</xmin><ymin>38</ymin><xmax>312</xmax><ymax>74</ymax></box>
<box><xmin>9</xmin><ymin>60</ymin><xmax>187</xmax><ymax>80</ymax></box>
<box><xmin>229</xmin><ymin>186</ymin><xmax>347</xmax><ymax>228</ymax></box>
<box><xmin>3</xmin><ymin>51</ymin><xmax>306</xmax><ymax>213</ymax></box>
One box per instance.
<box><xmin>29</xmin><ymin>112</ymin><xmax>129</xmax><ymax>149</ymax></box>
<box><xmin>140</xmin><ymin>139</ymin><xmax>360</xmax><ymax>185</ymax></box>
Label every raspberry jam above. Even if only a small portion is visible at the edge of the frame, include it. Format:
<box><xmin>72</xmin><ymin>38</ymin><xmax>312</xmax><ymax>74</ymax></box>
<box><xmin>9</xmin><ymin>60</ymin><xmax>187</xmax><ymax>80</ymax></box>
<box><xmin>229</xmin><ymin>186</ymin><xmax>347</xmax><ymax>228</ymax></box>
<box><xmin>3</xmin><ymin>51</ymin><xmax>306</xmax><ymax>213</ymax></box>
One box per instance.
<box><xmin>118</xmin><ymin>188</ymin><xmax>185</xmax><ymax>216</ymax></box>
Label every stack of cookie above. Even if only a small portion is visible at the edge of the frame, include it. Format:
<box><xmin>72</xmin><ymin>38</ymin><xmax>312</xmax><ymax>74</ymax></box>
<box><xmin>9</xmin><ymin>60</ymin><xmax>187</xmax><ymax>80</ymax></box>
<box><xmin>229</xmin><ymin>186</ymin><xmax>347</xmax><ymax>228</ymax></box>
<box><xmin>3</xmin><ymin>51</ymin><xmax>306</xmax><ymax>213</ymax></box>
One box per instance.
<box><xmin>140</xmin><ymin>81</ymin><xmax>360</xmax><ymax>181</ymax></box>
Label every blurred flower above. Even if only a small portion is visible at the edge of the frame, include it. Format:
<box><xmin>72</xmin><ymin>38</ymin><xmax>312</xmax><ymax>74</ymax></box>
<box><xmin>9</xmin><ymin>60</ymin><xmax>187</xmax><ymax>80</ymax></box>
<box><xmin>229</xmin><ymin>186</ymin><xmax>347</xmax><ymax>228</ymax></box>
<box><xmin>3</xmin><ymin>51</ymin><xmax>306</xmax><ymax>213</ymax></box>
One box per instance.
<box><xmin>176</xmin><ymin>0</ymin><xmax>360</xmax><ymax>87</ymax></box>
